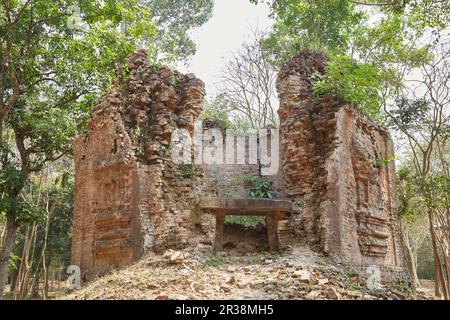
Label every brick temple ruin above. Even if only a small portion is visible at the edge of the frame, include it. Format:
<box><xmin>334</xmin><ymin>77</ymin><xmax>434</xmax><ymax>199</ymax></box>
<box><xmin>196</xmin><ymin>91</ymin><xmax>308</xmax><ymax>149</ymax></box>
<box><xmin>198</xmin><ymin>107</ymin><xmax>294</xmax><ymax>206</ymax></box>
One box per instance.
<box><xmin>72</xmin><ymin>49</ymin><xmax>407</xmax><ymax>282</ymax></box>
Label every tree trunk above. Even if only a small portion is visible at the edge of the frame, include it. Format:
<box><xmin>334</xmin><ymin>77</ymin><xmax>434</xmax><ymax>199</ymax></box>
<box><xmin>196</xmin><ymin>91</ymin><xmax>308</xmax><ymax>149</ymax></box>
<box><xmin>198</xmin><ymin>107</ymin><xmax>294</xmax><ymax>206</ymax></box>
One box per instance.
<box><xmin>0</xmin><ymin>219</ymin><xmax>6</xmax><ymax>249</ymax></box>
<box><xmin>428</xmin><ymin>211</ymin><xmax>449</xmax><ymax>298</ymax></box>
<box><xmin>30</xmin><ymin>274</ymin><xmax>39</xmax><ymax>298</ymax></box>
<box><xmin>400</xmin><ymin>221</ymin><xmax>420</xmax><ymax>288</ymax></box>
<box><xmin>50</xmin><ymin>270</ymin><xmax>54</xmax><ymax>293</ymax></box>
<box><xmin>41</xmin><ymin>197</ymin><xmax>52</xmax><ymax>300</ymax></box>
<box><xmin>30</xmin><ymin>265</ymin><xmax>42</xmax><ymax>298</ymax></box>
<box><xmin>43</xmin><ymin>267</ymin><xmax>49</xmax><ymax>299</ymax></box>
<box><xmin>9</xmin><ymin>263</ymin><xmax>19</xmax><ymax>294</ymax></box>
<box><xmin>0</xmin><ymin>213</ymin><xmax>18</xmax><ymax>300</ymax></box>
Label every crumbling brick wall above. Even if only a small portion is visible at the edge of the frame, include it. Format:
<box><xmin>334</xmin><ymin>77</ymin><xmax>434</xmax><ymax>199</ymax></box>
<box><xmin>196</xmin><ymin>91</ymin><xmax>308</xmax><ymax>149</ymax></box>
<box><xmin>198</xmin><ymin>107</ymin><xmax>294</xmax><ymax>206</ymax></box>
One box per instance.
<box><xmin>276</xmin><ymin>50</ymin><xmax>406</xmax><ymax>280</ymax></box>
<box><xmin>73</xmin><ymin>48</ymin><xmax>407</xmax><ymax>282</ymax></box>
<box><xmin>72</xmin><ymin>50</ymin><xmax>214</xmax><ymax>280</ymax></box>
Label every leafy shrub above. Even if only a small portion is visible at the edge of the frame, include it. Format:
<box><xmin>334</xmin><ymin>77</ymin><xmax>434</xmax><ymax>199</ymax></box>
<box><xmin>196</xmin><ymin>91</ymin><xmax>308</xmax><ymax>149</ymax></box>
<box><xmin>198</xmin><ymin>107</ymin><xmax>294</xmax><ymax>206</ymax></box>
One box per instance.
<box><xmin>170</xmin><ymin>71</ymin><xmax>182</xmax><ymax>86</ymax></box>
<box><xmin>200</xmin><ymin>96</ymin><xmax>255</xmax><ymax>133</ymax></box>
<box><xmin>246</xmin><ymin>178</ymin><xmax>276</xmax><ymax>199</ymax></box>
<box><xmin>199</xmin><ymin>99</ymin><xmax>233</xmax><ymax>131</ymax></box>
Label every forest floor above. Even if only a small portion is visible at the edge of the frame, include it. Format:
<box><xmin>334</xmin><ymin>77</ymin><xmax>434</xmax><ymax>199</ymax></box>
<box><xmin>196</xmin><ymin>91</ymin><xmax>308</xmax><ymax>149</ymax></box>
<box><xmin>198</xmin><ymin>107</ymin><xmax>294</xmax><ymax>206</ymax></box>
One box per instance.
<box><xmin>61</xmin><ymin>241</ymin><xmax>435</xmax><ymax>300</ymax></box>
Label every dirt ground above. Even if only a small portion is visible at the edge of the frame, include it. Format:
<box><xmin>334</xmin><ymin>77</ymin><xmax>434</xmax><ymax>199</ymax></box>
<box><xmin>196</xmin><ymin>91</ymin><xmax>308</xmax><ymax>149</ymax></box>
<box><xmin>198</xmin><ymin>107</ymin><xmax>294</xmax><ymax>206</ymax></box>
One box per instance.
<box><xmin>62</xmin><ymin>237</ymin><xmax>435</xmax><ymax>300</ymax></box>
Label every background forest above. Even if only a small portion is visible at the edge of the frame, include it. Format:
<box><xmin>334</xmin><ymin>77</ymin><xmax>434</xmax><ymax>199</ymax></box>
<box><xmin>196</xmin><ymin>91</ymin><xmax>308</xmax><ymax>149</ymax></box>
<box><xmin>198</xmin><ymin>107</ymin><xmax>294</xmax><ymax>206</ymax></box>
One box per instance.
<box><xmin>1</xmin><ymin>0</ymin><xmax>449</xmax><ymax>299</ymax></box>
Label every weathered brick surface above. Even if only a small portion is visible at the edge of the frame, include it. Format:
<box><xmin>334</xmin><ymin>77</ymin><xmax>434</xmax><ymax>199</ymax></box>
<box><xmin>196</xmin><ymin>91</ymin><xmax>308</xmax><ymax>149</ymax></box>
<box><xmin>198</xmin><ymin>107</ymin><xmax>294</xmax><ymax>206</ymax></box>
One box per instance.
<box><xmin>276</xmin><ymin>50</ymin><xmax>406</xmax><ymax>280</ymax></box>
<box><xmin>72</xmin><ymin>50</ymin><xmax>211</xmax><ymax>280</ymax></box>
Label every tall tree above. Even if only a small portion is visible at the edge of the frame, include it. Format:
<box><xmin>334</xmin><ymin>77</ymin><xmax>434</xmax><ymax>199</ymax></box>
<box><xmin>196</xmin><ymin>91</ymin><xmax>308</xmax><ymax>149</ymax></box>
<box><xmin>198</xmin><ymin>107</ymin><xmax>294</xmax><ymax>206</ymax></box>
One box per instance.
<box><xmin>144</xmin><ymin>0</ymin><xmax>214</xmax><ymax>62</ymax></box>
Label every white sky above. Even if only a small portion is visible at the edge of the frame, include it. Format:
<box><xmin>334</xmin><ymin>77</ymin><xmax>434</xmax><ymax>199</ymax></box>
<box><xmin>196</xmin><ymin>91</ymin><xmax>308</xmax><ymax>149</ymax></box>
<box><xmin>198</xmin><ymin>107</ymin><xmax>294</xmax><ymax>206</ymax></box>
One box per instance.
<box><xmin>176</xmin><ymin>0</ymin><xmax>273</xmax><ymax>99</ymax></box>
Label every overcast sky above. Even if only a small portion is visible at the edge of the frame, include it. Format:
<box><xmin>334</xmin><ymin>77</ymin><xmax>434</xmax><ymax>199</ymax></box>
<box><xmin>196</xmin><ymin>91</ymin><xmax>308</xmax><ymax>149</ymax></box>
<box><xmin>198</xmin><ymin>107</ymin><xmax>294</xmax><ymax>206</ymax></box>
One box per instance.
<box><xmin>176</xmin><ymin>0</ymin><xmax>273</xmax><ymax>99</ymax></box>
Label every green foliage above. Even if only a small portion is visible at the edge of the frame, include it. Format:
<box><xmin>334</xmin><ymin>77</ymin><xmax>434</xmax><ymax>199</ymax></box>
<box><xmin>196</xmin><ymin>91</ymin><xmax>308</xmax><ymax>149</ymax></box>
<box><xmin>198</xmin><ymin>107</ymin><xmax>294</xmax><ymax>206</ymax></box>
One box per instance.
<box><xmin>0</xmin><ymin>0</ymin><xmax>157</xmax><ymax>222</ymax></box>
<box><xmin>246</xmin><ymin>178</ymin><xmax>276</xmax><ymax>199</ymax></box>
<box><xmin>374</xmin><ymin>156</ymin><xmax>399</xmax><ymax>168</ymax></box>
<box><xmin>179</xmin><ymin>164</ymin><xmax>194</xmax><ymax>179</ymax></box>
<box><xmin>225</xmin><ymin>215</ymin><xmax>266</xmax><ymax>229</ymax></box>
<box><xmin>200</xmin><ymin>98</ymin><xmax>233</xmax><ymax>131</ymax></box>
<box><xmin>312</xmin><ymin>55</ymin><xmax>383</xmax><ymax>120</ymax></box>
<box><xmin>352</xmin><ymin>14</ymin><xmax>431</xmax><ymax>68</ymax></box>
<box><xmin>251</xmin><ymin>0</ymin><xmax>437</xmax><ymax>120</ymax></box>
<box><xmin>170</xmin><ymin>71</ymin><xmax>182</xmax><ymax>87</ymax></box>
<box><xmin>0</xmin><ymin>199</ymin><xmax>45</xmax><ymax>225</ymax></box>
<box><xmin>422</xmin><ymin>175</ymin><xmax>450</xmax><ymax>211</ymax></box>
<box><xmin>416</xmin><ymin>235</ymin><xmax>435</xmax><ymax>280</ymax></box>
<box><xmin>8</xmin><ymin>253</ymin><xmax>21</xmax><ymax>273</ymax></box>
<box><xmin>145</xmin><ymin>0</ymin><xmax>214</xmax><ymax>62</ymax></box>
<box><xmin>396</xmin><ymin>165</ymin><xmax>449</xmax><ymax>281</ymax></box>
<box><xmin>406</xmin><ymin>0</ymin><xmax>450</xmax><ymax>31</ymax></box>
<box><xmin>251</xmin><ymin>0</ymin><xmax>446</xmax><ymax>67</ymax></box>
<box><xmin>346</xmin><ymin>282</ymin><xmax>363</xmax><ymax>291</ymax></box>
<box><xmin>253</xmin><ymin>0</ymin><xmax>364</xmax><ymax>66</ymax></box>
<box><xmin>0</xmin><ymin>144</ymin><xmax>26</xmax><ymax>196</ymax></box>
<box><xmin>45</xmin><ymin>172</ymin><xmax>75</xmax><ymax>269</ymax></box>
<box><xmin>0</xmin><ymin>144</ymin><xmax>45</xmax><ymax>224</ymax></box>
<box><xmin>396</xmin><ymin>166</ymin><xmax>430</xmax><ymax>225</ymax></box>
<box><xmin>13</xmin><ymin>170</ymin><xmax>75</xmax><ymax>277</ymax></box>
<box><xmin>200</xmin><ymin>95</ymin><xmax>256</xmax><ymax>134</ymax></box>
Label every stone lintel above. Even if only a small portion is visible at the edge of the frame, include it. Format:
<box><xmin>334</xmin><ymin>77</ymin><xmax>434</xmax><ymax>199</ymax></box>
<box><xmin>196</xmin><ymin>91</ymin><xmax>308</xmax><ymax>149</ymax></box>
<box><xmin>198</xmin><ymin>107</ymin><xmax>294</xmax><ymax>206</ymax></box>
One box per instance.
<box><xmin>200</xmin><ymin>197</ymin><xmax>293</xmax><ymax>215</ymax></box>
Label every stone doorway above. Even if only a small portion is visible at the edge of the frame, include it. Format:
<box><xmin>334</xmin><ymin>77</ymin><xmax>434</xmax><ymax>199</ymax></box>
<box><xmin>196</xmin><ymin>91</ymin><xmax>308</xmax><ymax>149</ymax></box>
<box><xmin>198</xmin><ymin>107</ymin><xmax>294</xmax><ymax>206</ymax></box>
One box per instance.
<box><xmin>223</xmin><ymin>215</ymin><xmax>268</xmax><ymax>254</ymax></box>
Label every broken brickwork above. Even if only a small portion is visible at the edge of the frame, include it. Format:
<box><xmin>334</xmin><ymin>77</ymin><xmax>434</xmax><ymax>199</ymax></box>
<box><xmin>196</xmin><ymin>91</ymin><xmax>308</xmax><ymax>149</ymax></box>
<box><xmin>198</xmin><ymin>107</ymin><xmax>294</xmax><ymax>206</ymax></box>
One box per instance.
<box><xmin>276</xmin><ymin>50</ymin><xmax>406</xmax><ymax>280</ymax></box>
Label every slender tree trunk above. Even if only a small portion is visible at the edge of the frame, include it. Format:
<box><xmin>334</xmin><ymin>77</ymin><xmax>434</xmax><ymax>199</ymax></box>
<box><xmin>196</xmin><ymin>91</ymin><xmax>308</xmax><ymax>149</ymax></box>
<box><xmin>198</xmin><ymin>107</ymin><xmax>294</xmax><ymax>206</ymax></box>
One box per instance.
<box><xmin>400</xmin><ymin>221</ymin><xmax>420</xmax><ymax>288</ymax></box>
<box><xmin>404</xmin><ymin>243</ymin><xmax>420</xmax><ymax>288</ymax></box>
<box><xmin>14</xmin><ymin>224</ymin><xmax>30</xmax><ymax>299</ymax></box>
<box><xmin>30</xmin><ymin>274</ymin><xmax>39</xmax><ymax>298</ymax></box>
<box><xmin>446</xmin><ymin>251</ymin><xmax>450</xmax><ymax>294</ymax></box>
<box><xmin>0</xmin><ymin>213</ymin><xmax>18</xmax><ymax>299</ymax></box>
<box><xmin>428</xmin><ymin>210</ymin><xmax>449</xmax><ymax>298</ymax></box>
<box><xmin>30</xmin><ymin>266</ymin><xmax>41</xmax><ymax>298</ymax></box>
<box><xmin>0</xmin><ymin>120</ymin><xmax>3</xmax><ymax>144</ymax></box>
<box><xmin>43</xmin><ymin>266</ymin><xmax>49</xmax><ymax>299</ymax></box>
<box><xmin>15</xmin><ymin>222</ymin><xmax>37</xmax><ymax>299</ymax></box>
<box><xmin>26</xmin><ymin>224</ymin><xmax>39</xmax><ymax>297</ymax></box>
<box><xmin>29</xmin><ymin>236</ymin><xmax>46</xmax><ymax>299</ymax></box>
<box><xmin>50</xmin><ymin>270</ymin><xmax>54</xmax><ymax>293</ymax></box>
<box><xmin>0</xmin><ymin>219</ymin><xmax>6</xmax><ymax>249</ymax></box>
<box><xmin>9</xmin><ymin>261</ymin><xmax>19</xmax><ymax>293</ymax></box>
<box><xmin>41</xmin><ymin>195</ymin><xmax>52</xmax><ymax>300</ymax></box>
